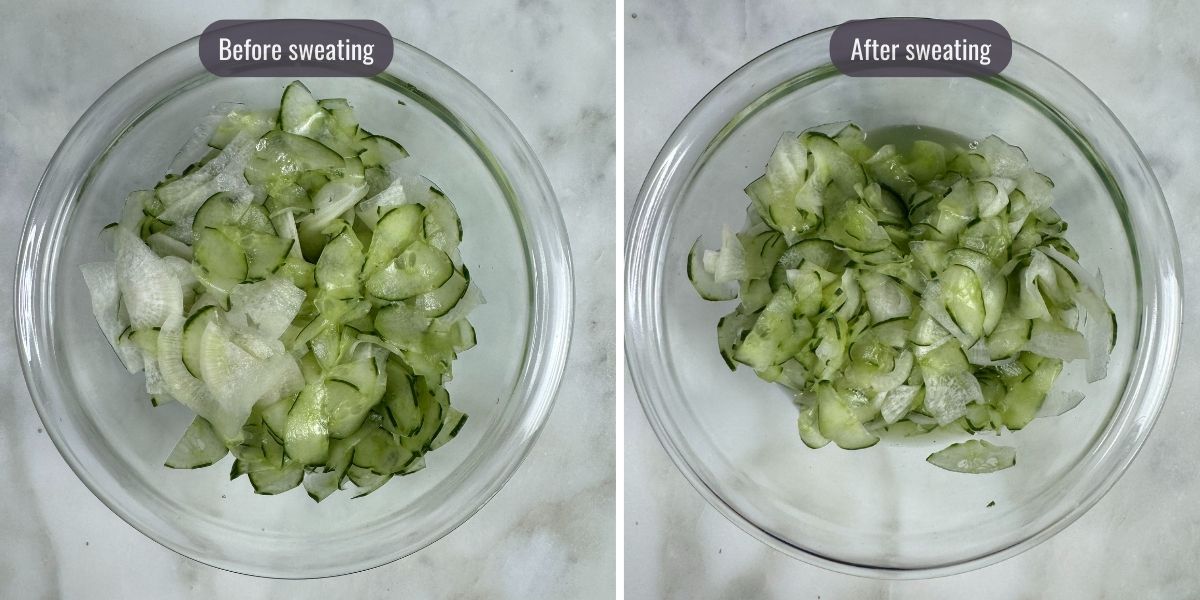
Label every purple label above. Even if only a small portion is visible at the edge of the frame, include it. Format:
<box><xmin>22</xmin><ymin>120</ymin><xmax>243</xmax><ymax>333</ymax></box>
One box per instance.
<box><xmin>830</xmin><ymin>19</ymin><xmax>1012</xmax><ymax>77</ymax></box>
<box><xmin>199</xmin><ymin>19</ymin><xmax>392</xmax><ymax>77</ymax></box>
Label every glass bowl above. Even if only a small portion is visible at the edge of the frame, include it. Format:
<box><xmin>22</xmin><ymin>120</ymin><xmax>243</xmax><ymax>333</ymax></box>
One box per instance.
<box><xmin>625</xmin><ymin>27</ymin><xmax>1181</xmax><ymax>578</ymax></box>
<box><xmin>15</xmin><ymin>35</ymin><xmax>572</xmax><ymax>579</ymax></box>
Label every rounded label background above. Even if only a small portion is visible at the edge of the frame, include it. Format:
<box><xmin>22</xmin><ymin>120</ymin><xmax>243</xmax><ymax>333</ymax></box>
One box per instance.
<box><xmin>200</xmin><ymin>19</ymin><xmax>393</xmax><ymax>77</ymax></box>
<box><xmin>830</xmin><ymin>18</ymin><xmax>1012</xmax><ymax>77</ymax></box>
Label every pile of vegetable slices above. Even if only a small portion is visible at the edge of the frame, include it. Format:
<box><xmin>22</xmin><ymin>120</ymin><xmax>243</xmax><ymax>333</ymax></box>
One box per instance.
<box><xmin>82</xmin><ymin>81</ymin><xmax>481</xmax><ymax>500</ymax></box>
<box><xmin>688</xmin><ymin>123</ymin><xmax>1114</xmax><ymax>473</ymax></box>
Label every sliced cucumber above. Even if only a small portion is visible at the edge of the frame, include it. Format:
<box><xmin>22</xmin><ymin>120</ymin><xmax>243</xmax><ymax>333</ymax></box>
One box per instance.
<box><xmin>181</xmin><ymin>305</ymin><xmax>218</xmax><ymax>378</ymax></box>
<box><xmin>210</xmin><ymin>106</ymin><xmax>276</xmax><ymax>150</ymax></box>
<box><xmin>85</xmin><ymin>80</ymin><xmax>477</xmax><ymax>500</ymax></box>
<box><xmin>194</xmin><ymin>227</ymin><xmax>248</xmax><ymax>283</ymax></box>
<box><xmin>358</xmin><ymin>134</ymin><xmax>409</xmax><ymax>167</ymax></box>
<box><xmin>164</xmin><ymin>416</ymin><xmax>228</xmax><ymax>468</ymax></box>
<box><xmin>247</xmin><ymin>460</ymin><xmax>304</xmax><ymax>495</ymax></box>
<box><xmin>687</xmin><ymin>236</ymin><xmax>737</xmax><ymax>301</ymax></box>
<box><xmin>363</xmin><ymin>204</ymin><xmax>423</xmax><ymax>275</ymax></box>
<box><xmin>348</xmin><ymin>465</ymin><xmax>392</xmax><ymax>498</ymax></box>
<box><xmin>327</xmin><ymin>360</ymin><xmax>385</xmax><ymax>438</ymax></box>
<box><xmin>244</xmin><ymin>130</ymin><xmax>344</xmax><ymax>186</ymax></box>
<box><xmin>410</xmin><ymin>268</ymin><xmax>469</xmax><ymax>318</ymax></box>
<box><xmin>365</xmin><ymin>241</ymin><xmax>453</xmax><ymax>301</ymax></box>
<box><xmin>383</xmin><ymin>359</ymin><xmax>422</xmax><ymax>436</ymax></box>
<box><xmin>796</xmin><ymin>403</ymin><xmax>830</xmax><ymax>449</ymax></box>
<box><xmin>314</xmin><ymin>224</ymin><xmax>365</xmax><ymax>293</ymax></box>
<box><xmin>927</xmin><ymin>439</ymin><xmax>1016</xmax><ymax>474</ymax></box>
<box><xmin>352</xmin><ymin>425</ymin><xmax>416</xmax><ymax>475</ymax></box>
<box><xmin>280</xmin><ymin>81</ymin><xmax>326</xmax><ymax>139</ymax></box>
<box><xmin>302</xmin><ymin>427</ymin><xmax>364</xmax><ymax>502</ymax></box>
<box><xmin>400</xmin><ymin>377</ymin><xmax>447</xmax><ymax>453</ymax></box>
<box><xmin>686</xmin><ymin>122</ymin><xmax>1115</xmax><ymax>473</ymax></box>
<box><xmin>285</xmin><ymin>381</ymin><xmax>331</xmax><ymax>466</ymax></box>
<box><xmin>816</xmin><ymin>384</ymin><xmax>878</xmax><ymax>450</ymax></box>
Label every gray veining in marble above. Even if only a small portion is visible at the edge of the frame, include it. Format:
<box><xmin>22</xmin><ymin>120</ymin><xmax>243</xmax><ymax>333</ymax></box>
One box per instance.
<box><xmin>626</xmin><ymin>1</ymin><xmax>1200</xmax><ymax>598</ymax></box>
<box><xmin>0</xmin><ymin>0</ymin><xmax>614</xmax><ymax>598</ymax></box>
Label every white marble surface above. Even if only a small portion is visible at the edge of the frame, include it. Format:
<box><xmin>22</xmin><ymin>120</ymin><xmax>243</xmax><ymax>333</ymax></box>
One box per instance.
<box><xmin>0</xmin><ymin>1</ymin><xmax>613</xmax><ymax>598</ymax></box>
<box><xmin>626</xmin><ymin>2</ymin><xmax>1200</xmax><ymax>598</ymax></box>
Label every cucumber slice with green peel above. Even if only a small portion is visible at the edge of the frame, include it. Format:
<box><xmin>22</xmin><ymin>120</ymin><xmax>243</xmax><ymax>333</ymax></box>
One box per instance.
<box><xmin>210</xmin><ymin>106</ymin><xmax>277</xmax><ymax>150</ymax></box>
<box><xmin>164</xmin><ymin>416</ymin><xmax>228</xmax><ymax>469</ymax></box>
<box><xmin>997</xmin><ymin>354</ymin><xmax>1061</xmax><ymax>430</ymax></box>
<box><xmin>383</xmin><ymin>359</ymin><xmax>422</xmax><ymax>436</ymax></box>
<box><xmin>278</xmin><ymin>83</ymin><xmax>367</xmax><ymax>156</ymax></box>
<box><xmin>247</xmin><ymin>459</ymin><xmax>305</xmax><ymax>495</ymax></box>
<box><xmin>261</xmin><ymin>393</ymin><xmax>297</xmax><ymax>442</ymax></box>
<box><xmin>302</xmin><ymin>424</ymin><xmax>368</xmax><ymax>502</ymax></box>
<box><xmin>319</xmin><ymin>98</ymin><xmax>359</xmax><ymax>135</ymax></box>
<box><xmin>704</xmin><ymin>226</ymin><xmax>747</xmax><ymax>283</ymax></box>
<box><xmin>324</xmin><ymin>375</ymin><xmax>381</xmax><ymax>439</ymax></box>
<box><xmin>776</xmin><ymin>239</ymin><xmax>848</xmax><ymax>278</ymax></box>
<box><xmin>822</xmin><ymin>199</ymin><xmax>892</xmax><ymax>253</ymax></box>
<box><xmin>194</xmin><ymin>227</ymin><xmax>248</xmax><ymax>283</ymax></box>
<box><xmin>236</xmin><ymin>231</ymin><xmax>293</xmax><ymax>280</ymax></box>
<box><xmin>816</xmin><ymin>384</ymin><xmax>878</xmax><ymax>450</ymax></box>
<box><xmin>737</xmin><ymin>277</ymin><xmax>773</xmax><ymax>314</ymax></box>
<box><xmin>796</xmin><ymin>403</ymin><xmax>830</xmax><ymax>449</ymax></box>
<box><xmin>277</xmin><ymin>255</ymin><xmax>316</xmax><ymax>290</ymax></box>
<box><xmin>984</xmin><ymin>312</ymin><xmax>1031</xmax><ymax>361</ymax></box>
<box><xmin>365</xmin><ymin>241</ymin><xmax>453</xmax><ymax>301</ymax></box>
<box><xmin>181</xmin><ymin>306</ymin><xmax>218</xmax><ymax>378</ymax></box>
<box><xmin>347</xmin><ymin>465</ymin><xmax>392</xmax><ymax>498</ymax></box>
<box><xmin>244</xmin><ymin>130</ymin><xmax>344</xmax><ymax>186</ymax></box>
<box><xmin>327</xmin><ymin>361</ymin><xmax>386</xmax><ymax>439</ymax></box>
<box><xmin>375</xmin><ymin>302</ymin><xmax>434</xmax><ymax>349</ymax></box>
<box><xmin>363</xmin><ymin>204</ymin><xmax>424</xmax><ymax>275</ymax></box>
<box><xmin>194</xmin><ymin>192</ymin><xmax>273</xmax><ymax>234</ymax></box>
<box><xmin>422</xmin><ymin>191</ymin><xmax>462</xmax><ymax>254</ymax></box>
<box><xmin>285</xmin><ymin>381</ymin><xmax>332</xmax><ymax>466</ymax></box>
<box><xmin>938</xmin><ymin>264</ymin><xmax>986</xmax><ymax>345</ymax></box>
<box><xmin>300</xmin><ymin>162</ymin><xmax>368</xmax><ymax>240</ymax></box>
<box><xmin>410</xmin><ymin>268</ymin><xmax>469</xmax><ymax>318</ymax></box>
<box><xmin>430</xmin><ymin>408</ymin><xmax>467</xmax><ymax>450</ymax></box>
<box><xmin>731</xmin><ymin>289</ymin><xmax>800</xmax><ymax>370</ymax></box>
<box><xmin>687</xmin><ymin>236</ymin><xmax>737</xmax><ymax>301</ymax></box>
<box><xmin>357</xmin><ymin>134</ymin><xmax>409</xmax><ymax>167</ymax></box>
<box><xmin>927</xmin><ymin>439</ymin><xmax>1016</xmax><ymax>474</ymax></box>
<box><xmin>448</xmin><ymin>319</ymin><xmax>477</xmax><ymax>353</ymax></box>
<box><xmin>279</xmin><ymin>81</ymin><xmax>327</xmax><ymax>139</ymax></box>
<box><xmin>739</xmin><ymin>229</ymin><xmax>789</xmax><ymax>280</ymax></box>
<box><xmin>902</xmin><ymin>140</ymin><xmax>948</xmax><ymax>184</ymax></box>
<box><xmin>400</xmin><ymin>377</ymin><xmax>447</xmax><ymax>454</ymax></box>
<box><xmin>352</xmin><ymin>425</ymin><xmax>417</xmax><ymax>475</ymax></box>
<box><xmin>314</xmin><ymin>224</ymin><xmax>365</xmax><ymax>293</ymax></box>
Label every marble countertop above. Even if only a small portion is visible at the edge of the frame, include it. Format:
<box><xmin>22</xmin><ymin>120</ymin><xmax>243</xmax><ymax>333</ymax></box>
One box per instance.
<box><xmin>626</xmin><ymin>1</ymin><xmax>1200</xmax><ymax>598</ymax></box>
<box><xmin>0</xmin><ymin>1</ymin><xmax>613</xmax><ymax>598</ymax></box>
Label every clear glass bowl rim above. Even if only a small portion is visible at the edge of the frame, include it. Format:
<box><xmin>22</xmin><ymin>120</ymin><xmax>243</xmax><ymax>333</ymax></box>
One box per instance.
<box><xmin>14</xmin><ymin>34</ymin><xmax>574</xmax><ymax>578</ymax></box>
<box><xmin>625</xmin><ymin>24</ymin><xmax>1183</xmax><ymax>579</ymax></box>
